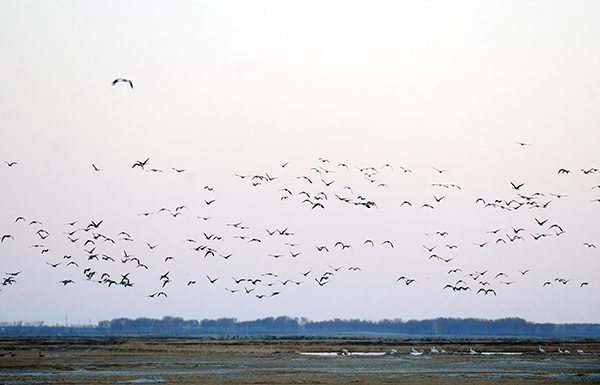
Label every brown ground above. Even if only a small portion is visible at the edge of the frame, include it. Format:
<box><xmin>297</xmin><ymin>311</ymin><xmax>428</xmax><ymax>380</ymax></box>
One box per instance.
<box><xmin>0</xmin><ymin>336</ymin><xmax>599</xmax><ymax>384</ymax></box>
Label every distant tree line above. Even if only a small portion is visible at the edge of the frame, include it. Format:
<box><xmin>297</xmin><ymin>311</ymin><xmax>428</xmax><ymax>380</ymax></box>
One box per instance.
<box><xmin>1</xmin><ymin>316</ymin><xmax>599</xmax><ymax>337</ymax></box>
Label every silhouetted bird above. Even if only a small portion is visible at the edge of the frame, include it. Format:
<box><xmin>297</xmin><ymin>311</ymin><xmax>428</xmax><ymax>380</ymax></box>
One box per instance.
<box><xmin>112</xmin><ymin>78</ymin><xmax>133</xmax><ymax>89</ymax></box>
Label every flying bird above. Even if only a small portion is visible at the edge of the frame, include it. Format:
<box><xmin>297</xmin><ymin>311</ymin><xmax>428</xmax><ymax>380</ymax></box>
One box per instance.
<box><xmin>1</xmin><ymin>234</ymin><xmax>14</xmax><ymax>242</ymax></box>
<box><xmin>132</xmin><ymin>158</ymin><xmax>150</xmax><ymax>170</ymax></box>
<box><xmin>206</xmin><ymin>275</ymin><xmax>219</xmax><ymax>284</ymax></box>
<box><xmin>112</xmin><ymin>78</ymin><xmax>133</xmax><ymax>89</ymax></box>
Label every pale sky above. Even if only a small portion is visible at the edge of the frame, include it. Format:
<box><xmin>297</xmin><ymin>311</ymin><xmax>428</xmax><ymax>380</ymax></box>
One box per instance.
<box><xmin>1</xmin><ymin>1</ymin><xmax>599</xmax><ymax>326</ymax></box>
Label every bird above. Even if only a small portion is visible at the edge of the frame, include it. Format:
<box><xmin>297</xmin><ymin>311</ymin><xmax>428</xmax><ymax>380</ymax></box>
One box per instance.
<box><xmin>206</xmin><ymin>275</ymin><xmax>219</xmax><ymax>284</ymax></box>
<box><xmin>433</xmin><ymin>195</ymin><xmax>446</xmax><ymax>203</ymax></box>
<box><xmin>111</xmin><ymin>78</ymin><xmax>133</xmax><ymax>89</ymax></box>
<box><xmin>410</xmin><ymin>347</ymin><xmax>424</xmax><ymax>356</ymax></box>
<box><xmin>1</xmin><ymin>234</ymin><xmax>14</xmax><ymax>242</ymax></box>
<box><xmin>382</xmin><ymin>240</ymin><xmax>394</xmax><ymax>248</ymax></box>
<box><xmin>5</xmin><ymin>161</ymin><xmax>17</xmax><ymax>167</ymax></box>
<box><xmin>132</xmin><ymin>158</ymin><xmax>150</xmax><ymax>170</ymax></box>
<box><xmin>538</xmin><ymin>345</ymin><xmax>545</xmax><ymax>354</ymax></box>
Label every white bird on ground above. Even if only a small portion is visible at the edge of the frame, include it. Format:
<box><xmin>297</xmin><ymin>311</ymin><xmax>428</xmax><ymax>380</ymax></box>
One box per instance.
<box><xmin>410</xmin><ymin>347</ymin><xmax>424</xmax><ymax>356</ymax></box>
<box><xmin>577</xmin><ymin>349</ymin><xmax>584</xmax><ymax>354</ymax></box>
<box><xmin>538</xmin><ymin>345</ymin><xmax>545</xmax><ymax>353</ymax></box>
<box><xmin>469</xmin><ymin>347</ymin><xmax>477</xmax><ymax>354</ymax></box>
<box><xmin>430</xmin><ymin>347</ymin><xmax>439</xmax><ymax>354</ymax></box>
<box><xmin>111</xmin><ymin>78</ymin><xmax>133</xmax><ymax>89</ymax></box>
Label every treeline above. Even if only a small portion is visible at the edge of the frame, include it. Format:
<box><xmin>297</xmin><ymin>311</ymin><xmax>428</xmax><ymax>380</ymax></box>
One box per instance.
<box><xmin>1</xmin><ymin>316</ymin><xmax>599</xmax><ymax>337</ymax></box>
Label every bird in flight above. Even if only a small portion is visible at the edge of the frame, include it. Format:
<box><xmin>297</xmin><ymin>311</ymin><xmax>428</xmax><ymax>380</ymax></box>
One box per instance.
<box><xmin>206</xmin><ymin>275</ymin><xmax>219</xmax><ymax>284</ymax></box>
<box><xmin>1</xmin><ymin>234</ymin><xmax>14</xmax><ymax>242</ymax></box>
<box><xmin>132</xmin><ymin>158</ymin><xmax>150</xmax><ymax>170</ymax></box>
<box><xmin>112</xmin><ymin>78</ymin><xmax>133</xmax><ymax>89</ymax></box>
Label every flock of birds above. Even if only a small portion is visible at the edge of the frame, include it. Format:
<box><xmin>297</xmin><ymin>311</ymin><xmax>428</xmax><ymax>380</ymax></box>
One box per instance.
<box><xmin>0</xmin><ymin>79</ymin><xmax>598</xmax><ymax>320</ymax></box>
<box><xmin>1</xmin><ymin>148</ymin><xmax>598</xmax><ymax>307</ymax></box>
<box><xmin>398</xmin><ymin>345</ymin><xmax>587</xmax><ymax>356</ymax></box>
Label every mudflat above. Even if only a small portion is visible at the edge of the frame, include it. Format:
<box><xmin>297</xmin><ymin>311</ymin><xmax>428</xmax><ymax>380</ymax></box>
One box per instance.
<box><xmin>0</xmin><ymin>336</ymin><xmax>598</xmax><ymax>384</ymax></box>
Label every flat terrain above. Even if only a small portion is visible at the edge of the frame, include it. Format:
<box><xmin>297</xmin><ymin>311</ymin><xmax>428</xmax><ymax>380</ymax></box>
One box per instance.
<box><xmin>0</xmin><ymin>336</ymin><xmax>599</xmax><ymax>384</ymax></box>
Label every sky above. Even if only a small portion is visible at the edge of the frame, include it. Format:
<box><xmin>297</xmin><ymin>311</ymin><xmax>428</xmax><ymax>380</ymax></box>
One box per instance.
<box><xmin>1</xmin><ymin>1</ymin><xmax>599</xmax><ymax>326</ymax></box>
